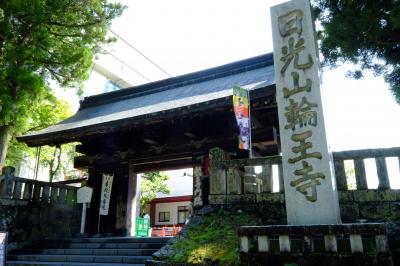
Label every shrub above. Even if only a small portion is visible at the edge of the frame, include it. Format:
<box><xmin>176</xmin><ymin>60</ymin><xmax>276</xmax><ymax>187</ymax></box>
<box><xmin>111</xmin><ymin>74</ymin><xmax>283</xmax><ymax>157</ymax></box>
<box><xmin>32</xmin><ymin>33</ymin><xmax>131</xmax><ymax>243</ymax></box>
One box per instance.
<box><xmin>169</xmin><ymin>211</ymin><xmax>258</xmax><ymax>265</ymax></box>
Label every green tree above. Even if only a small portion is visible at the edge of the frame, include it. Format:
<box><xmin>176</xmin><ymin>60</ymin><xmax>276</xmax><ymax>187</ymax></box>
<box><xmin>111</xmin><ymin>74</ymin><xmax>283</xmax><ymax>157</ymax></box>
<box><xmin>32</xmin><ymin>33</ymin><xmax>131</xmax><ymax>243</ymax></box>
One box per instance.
<box><xmin>313</xmin><ymin>0</ymin><xmax>400</xmax><ymax>102</ymax></box>
<box><xmin>140</xmin><ymin>172</ymin><xmax>171</xmax><ymax>211</ymax></box>
<box><xmin>5</xmin><ymin>92</ymin><xmax>79</xmax><ymax>181</ymax></box>
<box><xmin>0</xmin><ymin>0</ymin><xmax>125</xmax><ymax>170</ymax></box>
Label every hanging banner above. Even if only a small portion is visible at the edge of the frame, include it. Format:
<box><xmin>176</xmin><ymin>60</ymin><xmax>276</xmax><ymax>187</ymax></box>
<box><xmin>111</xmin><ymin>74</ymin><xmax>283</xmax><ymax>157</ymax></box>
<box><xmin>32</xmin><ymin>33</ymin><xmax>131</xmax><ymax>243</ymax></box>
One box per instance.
<box><xmin>233</xmin><ymin>86</ymin><xmax>250</xmax><ymax>150</ymax></box>
<box><xmin>99</xmin><ymin>174</ymin><xmax>114</xmax><ymax>215</ymax></box>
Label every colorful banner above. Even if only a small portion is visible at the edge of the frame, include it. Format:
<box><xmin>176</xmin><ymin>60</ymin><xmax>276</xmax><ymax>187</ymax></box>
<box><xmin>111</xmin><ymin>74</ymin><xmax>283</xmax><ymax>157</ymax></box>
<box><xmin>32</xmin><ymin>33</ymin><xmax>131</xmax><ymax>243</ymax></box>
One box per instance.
<box><xmin>233</xmin><ymin>86</ymin><xmax>250</xmax><ymax>150</ymax></box>
<box><xmin>99</xmin><ymin>174</ymin><xmax>114</xmax><ymax>215</ymax></box>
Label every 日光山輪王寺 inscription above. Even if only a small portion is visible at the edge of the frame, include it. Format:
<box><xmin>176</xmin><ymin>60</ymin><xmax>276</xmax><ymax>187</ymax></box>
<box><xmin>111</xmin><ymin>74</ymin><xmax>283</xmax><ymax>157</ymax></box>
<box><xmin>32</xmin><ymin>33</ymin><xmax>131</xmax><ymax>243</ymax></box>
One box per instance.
<box><xmin>284</xmin><ymin>97</ymin><xmax>318</xmax><ymax>130</ymax></box>
<box><xmin>271</xmin><ymin>0</ymin><xmax>341</xmax><ymax>224</ymax></box>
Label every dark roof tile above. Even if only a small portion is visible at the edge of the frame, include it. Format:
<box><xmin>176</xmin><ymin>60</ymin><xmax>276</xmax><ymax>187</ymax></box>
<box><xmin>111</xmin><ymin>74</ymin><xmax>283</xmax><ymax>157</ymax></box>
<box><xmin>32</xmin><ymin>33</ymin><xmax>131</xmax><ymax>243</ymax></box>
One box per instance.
<box><xmin>18</xmin><ymin>53</ymin><xmax>275</xmax><ymax>145</ymax></box>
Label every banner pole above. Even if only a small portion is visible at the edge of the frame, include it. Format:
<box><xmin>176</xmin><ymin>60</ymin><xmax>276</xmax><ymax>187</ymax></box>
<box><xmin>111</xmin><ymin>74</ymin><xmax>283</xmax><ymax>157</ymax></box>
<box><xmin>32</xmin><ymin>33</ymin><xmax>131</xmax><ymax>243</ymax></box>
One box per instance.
<box><xmin>97</xmin><ymin>214</ymin><xmax>101</xmax><ymax>233</ymax></box>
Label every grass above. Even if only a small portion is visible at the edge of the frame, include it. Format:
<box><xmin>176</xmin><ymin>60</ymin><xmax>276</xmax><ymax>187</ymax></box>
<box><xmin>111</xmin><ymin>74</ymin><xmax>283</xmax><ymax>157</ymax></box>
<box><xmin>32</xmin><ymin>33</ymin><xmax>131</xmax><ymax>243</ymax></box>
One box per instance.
<box><xmin>168</xmin><ymin>211</ymin><xmax>258</xmax><ymax>265</ymax></box>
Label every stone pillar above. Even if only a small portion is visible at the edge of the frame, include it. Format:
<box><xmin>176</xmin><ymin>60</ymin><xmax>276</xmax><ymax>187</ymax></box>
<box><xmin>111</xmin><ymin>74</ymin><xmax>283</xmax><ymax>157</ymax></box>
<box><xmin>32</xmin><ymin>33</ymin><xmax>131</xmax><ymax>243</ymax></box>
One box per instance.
<box><xmin>260</xmin><ymin>164</ymin><xmax>272</xmax><ymax>193</ymax></box>
<box><xmin>125</xmin><ymin>163</ymin><xmax>141</xmax><ymax>236</ymax></box>
<box><xmin>226</xmin><ymin>168</ymin><xmax>241</xmax><ymax>194</ymax></box>
<box><xmin>271</xmin><ymin>0</ymin><xmax>341</xmax><ymax>224</ymax></box>
<box><xmin>209</xmin><ymin>148</ymin><xmax>227</xmax><ymax>195</ymax></box>
<box><xmin>244</xmin><ymin>165</ymin><xmax>258</xmax><ymax>194</ymax></box>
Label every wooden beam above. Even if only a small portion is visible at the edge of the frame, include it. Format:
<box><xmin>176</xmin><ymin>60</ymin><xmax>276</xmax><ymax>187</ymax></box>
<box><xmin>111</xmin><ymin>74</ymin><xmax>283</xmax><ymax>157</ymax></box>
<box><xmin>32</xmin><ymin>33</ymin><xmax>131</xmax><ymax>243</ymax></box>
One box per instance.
<box><xmin>75</xmin><ymin>144</ymin><xmax>88</xmax><ymax>155</ymax></box>
<box><xmin>74</xmin><ymin>151</ymin><xmax>196</xmax><ymax>171</ymax></box>
<box><xmin>75</xmin><ymin>124</ymin><xmax>278</xmax><ymax>167</ymax></box>
<box><xmin>251</xmin><ymin>127</ymin><xmax>276</xmax><ymax>142</ymax></box>
<box><xmin>250</xmin><ymin>85</ymin><xmax>275</xmax><ymax>100</ymax></box>
<box><xmin>184</xmin><ymin>132</ymin><xmax>200</xmax><ymax>139</ymax></box>
<box><xmin>75</xmin><ymin>145</ymin><xmax>223</xmax><ymax>170</ymax></box>
<box><xmin>21</xmin><ymin>97</ymin><xmax>232</xmax><ymax>147</ymax></box>
<box><xmin>76</xmin><ymin>108</ymin><xmax>236</xmax><ymax>156</ymax></box>
<box><xmin>143</xmin><ymin>138</ymin><xmax>158</xmax><ymax>145</ymax></box>
<box><xmin>133</xmin><ymin>158</ymin><xmax>194</xmax><ymax>173</ymax></box>
<box><xmin>74</xmin><ymin>154</ymin><xmax>119</xmax><ymax>168</ymax></box>
<box><xmin>250</xmin><ymin>114</ymin><xmax>264</xmax><ymax>129</ymax></box>
<box><xmin>130</xmin><ymin>152</ymin><xmax>194</xmax><ymax>165</ymax></box>
<box><xmin>251</xmin><ymin>105</ymin><xmax>277</xmax><ymax>112</ymax></box>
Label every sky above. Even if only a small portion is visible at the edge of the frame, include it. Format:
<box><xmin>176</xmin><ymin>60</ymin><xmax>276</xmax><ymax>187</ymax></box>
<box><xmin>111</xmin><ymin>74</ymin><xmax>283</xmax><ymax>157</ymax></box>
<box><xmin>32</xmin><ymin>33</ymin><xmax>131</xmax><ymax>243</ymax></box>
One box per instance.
<box><xmin>57</xmin><ymin>1</ymin><xmax>400</xmax><ymax>192</ymax></box>
<box><xmin>92</xmin><ymin>0</ymin><xmax>400</xmax><ymax>152</ymax></box>
<box><xmin>156</xmin><ymin>169</ymin><xmax>193</xmax><ymax>197</ymax></box>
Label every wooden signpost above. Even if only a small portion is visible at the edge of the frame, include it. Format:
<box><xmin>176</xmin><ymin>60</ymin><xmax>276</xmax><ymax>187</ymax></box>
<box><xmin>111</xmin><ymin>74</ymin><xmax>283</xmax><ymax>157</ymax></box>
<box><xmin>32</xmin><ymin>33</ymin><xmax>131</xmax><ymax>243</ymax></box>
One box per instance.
<box><xmin>77</xmin><ymin>186</ymin><xmax>93</xmax><ymax>234</ymax></box>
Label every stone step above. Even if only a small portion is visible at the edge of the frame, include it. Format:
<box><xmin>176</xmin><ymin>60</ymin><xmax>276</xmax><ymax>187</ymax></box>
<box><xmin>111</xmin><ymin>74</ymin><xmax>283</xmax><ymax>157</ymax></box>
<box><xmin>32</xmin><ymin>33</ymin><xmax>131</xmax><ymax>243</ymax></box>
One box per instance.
<box><xmin>7</xmin><ymin>237</ymin><xmax>167</xmax><ymax>265</ymax></box>
<box><xmin>7</xmin><ymin>254</ymin><xmax>152</xmax><ymax>264</ymax></box>
<box><xmin>31</xmin><ymin>237</ymin><xmax>169</xmax><ymax>244</ymax></box>
<box><xmin>24</xmin><ymin>242</ymin><xmax>165</xmax><ymax>250</ymax></box>
<box><xmin>7</xmin><ymin>261</ymin><xmax>144</xmax><ymax>266</ymax></box>
<box><xmin>9</xmin><ymin>248</ymin><xmax>158</xmax><ymax>256</ymax></box>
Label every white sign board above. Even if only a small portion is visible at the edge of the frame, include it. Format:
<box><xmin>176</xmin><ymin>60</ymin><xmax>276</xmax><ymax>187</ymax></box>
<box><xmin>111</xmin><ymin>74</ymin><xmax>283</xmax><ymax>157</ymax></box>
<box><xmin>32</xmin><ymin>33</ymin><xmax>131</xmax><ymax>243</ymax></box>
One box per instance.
<box><xmin>77</xmin><ymin>186</ymin><xmax>93</xmax><ymax>204</ymax></box>
<box><xmin>271</xmin><ymin>0</ymin><xmax>341</xmax><ymax>224</ymax></box>
<box><xmin>99</xmin><ymin>174</ymin><xmax>114</xmax><ymax>215</ymax></box>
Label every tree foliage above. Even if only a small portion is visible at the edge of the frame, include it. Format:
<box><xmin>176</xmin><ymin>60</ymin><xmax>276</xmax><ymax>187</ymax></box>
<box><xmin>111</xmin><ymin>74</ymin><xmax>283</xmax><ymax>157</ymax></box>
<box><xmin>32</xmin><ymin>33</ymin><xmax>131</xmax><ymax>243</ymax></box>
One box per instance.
<box><xmin>314</xmin><ymin>0</ymin><xmax>400</xmax><ymax>102</ymax></box>
<box><xmin>5</xmin><ymin>93</ymin><xmax>79</xmax><ymax>181</ymax></box>
<box><xmin>0</xmin><ymin>0</ymin><xmax>125</xmax><ymax>169</ymax></box>
<box><xmin>140</xmin><ymin>172</ymin><xmax>171</xmax><ymax>210</ymax></box>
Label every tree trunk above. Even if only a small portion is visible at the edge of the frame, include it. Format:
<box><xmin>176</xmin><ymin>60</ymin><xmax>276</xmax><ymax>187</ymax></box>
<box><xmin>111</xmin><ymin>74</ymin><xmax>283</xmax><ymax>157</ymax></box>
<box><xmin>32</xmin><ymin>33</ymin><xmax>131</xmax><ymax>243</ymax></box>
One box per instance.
<box><xmin>49</xmin><ymin>147</ymin><xmax>57</xmax><ymax>182</ymax></box>
<box><xmin>49</xmin><ymin>146</ymin><xmax>62</xmax><ymax>182</ymax></box>
<box><xmin>0</xmin><ymin>125</ymin><xmax>12</xmax><ymax>173</ymax></box>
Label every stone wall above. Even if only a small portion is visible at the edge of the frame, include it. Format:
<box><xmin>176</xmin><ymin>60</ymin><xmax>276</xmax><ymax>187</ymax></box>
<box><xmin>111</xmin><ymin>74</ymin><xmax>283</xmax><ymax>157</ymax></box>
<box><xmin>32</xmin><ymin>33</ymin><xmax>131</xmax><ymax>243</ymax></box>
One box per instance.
<box><xmin>339</xmin><ymin>190</ymin><xmax>400</xmax><ymax>222</ymax></box>
<box><xmin>0</xmin><ymin>199</ymin><xmax>80</xmax><ymax>244</ymax></box>
<box><xmin>207</xmin><ymin>147</ymin><xmax>400</xmax><ymax>226</ymax></box>
<box><xmin>210</xmin><ymin>190</ymin><xmax>400</xmax><ymax>224</ymax></box>
<box><xmin>210</xmin><ymin>190</ymin><xmax>400</xmax><ymax>264</ymax></box>
<box><xmin>0</xmin><ymin>167</ymin><xmax>81</xmax><ymax>244</ymax></box>
<box><xmin>206</xmin><ymin>147</ymin><xmax>400</xmax><ymax>264</ymax></box>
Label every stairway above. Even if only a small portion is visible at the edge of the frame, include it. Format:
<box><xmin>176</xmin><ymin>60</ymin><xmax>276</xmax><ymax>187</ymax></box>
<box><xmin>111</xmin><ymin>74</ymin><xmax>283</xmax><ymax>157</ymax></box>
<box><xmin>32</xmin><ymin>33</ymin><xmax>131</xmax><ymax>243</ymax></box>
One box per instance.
<box><xmin>7</xmin><ymin>237</ymin><xmax>169</xmax><ymax>266</ymax></box>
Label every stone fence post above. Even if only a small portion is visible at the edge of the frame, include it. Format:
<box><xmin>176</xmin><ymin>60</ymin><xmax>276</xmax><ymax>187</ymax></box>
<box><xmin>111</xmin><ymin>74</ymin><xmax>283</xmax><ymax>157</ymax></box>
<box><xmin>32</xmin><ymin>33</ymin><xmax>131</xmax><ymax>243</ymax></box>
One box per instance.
<box><xmin>0</xmin><ymin>167</ymin><xmax>15</xmax><ymax>198</ymax></box>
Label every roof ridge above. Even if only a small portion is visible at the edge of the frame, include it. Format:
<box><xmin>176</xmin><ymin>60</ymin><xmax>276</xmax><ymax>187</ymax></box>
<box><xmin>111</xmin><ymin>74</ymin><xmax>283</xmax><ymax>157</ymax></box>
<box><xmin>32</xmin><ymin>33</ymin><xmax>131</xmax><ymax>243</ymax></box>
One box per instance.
<box><xmin>80</xmin><ymin>53</ymin><xmax>273</xmax><ymax>109</ymax></box>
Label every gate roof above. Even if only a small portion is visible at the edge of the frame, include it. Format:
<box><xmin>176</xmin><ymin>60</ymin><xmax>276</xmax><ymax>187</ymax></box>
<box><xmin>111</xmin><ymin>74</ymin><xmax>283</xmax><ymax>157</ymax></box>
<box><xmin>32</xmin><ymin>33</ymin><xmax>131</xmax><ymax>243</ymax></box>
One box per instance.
<box><xmin>18</xmin><ymin>53</ymin><xmax>275</xmax><ymax>147</ymax></box>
